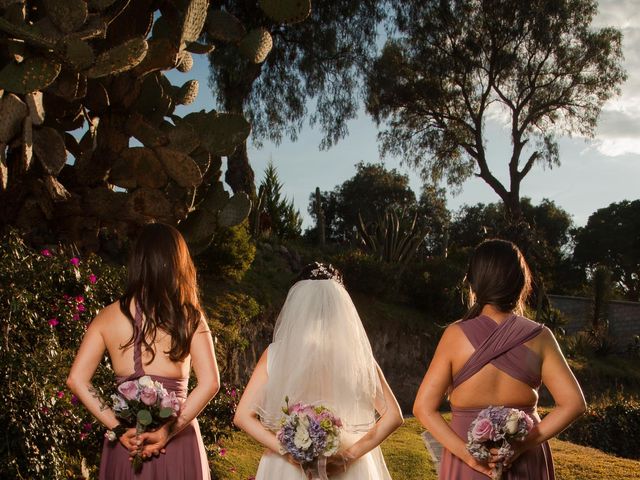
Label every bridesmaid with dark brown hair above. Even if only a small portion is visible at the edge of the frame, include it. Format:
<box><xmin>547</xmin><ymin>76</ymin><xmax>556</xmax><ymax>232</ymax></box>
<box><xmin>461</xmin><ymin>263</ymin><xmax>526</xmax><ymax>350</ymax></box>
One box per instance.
<box><xmin>67</xmin><ymin>223</ymin><xmax>219</xmax><ymax>479</ymax></box>
<box><xmin>414</xmin><ymin>239</ymin><xmax>586</xmax><ymax>479</ymax></box>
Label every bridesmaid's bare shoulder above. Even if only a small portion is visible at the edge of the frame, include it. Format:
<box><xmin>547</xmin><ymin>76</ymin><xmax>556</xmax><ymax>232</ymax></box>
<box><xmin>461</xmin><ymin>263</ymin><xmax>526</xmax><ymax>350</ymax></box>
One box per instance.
<box><xmin>90</xmin><ymin>300</ymin><xmax>125</xmax><ymax>329</ymax></box>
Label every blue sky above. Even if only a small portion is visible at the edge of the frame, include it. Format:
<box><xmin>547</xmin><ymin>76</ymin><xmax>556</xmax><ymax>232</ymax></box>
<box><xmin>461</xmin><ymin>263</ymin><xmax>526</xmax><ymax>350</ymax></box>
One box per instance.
<box><xmin>171</xmin><ymin>0</ymin><xmax>640</xmax><ymax>229</ymax></box>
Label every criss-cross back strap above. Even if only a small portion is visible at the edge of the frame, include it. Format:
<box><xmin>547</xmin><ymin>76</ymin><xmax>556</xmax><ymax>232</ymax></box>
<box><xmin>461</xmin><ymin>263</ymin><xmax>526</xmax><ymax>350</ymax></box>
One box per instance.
<box><xmin>452</xmin><ymin>315</ymin><xmax>544</xmax><ymax>390</ymax></box>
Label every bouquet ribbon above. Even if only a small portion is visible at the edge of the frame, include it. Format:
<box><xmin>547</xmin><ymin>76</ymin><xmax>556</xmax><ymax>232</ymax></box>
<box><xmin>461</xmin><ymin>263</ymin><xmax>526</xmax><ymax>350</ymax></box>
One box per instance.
<box><xmin>304</xmin><ymin>456</ymin><xmax>329</xmax><ymax>480</ymax></box>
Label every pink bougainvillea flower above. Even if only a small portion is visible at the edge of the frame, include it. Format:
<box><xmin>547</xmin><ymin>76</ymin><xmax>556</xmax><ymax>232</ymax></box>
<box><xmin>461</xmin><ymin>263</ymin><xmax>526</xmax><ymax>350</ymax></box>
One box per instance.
<box><xmin>56</xmin><ymin>391</ymin><xmax>64</xmax><ymax>399</ymax></box>
<box><xmin>72</xmin><ymin>314</ymin><xmax>80</xmax><ymax>321</ymax></box>
<box><xmin>41</xmin><ymin>407</ymin><xmax>49</xmax><ymax>414</ymax></box>
<box><xmin>41</xmin><ymin>249</ymin><xmax>52</xmax><ymax>257</ymax></box>
<box><xmin>48</xmin><ymin>318</ymin><xmax>59</xmax><ymax>327</ymax></box>
<box><xmin>75</xmin><ymin>295</ymin><xmax>85</xmax><ymax>303</ymax></box>
<box><xmin>83</xmin><ymin>423</ymin><xmax>93</xmax><ymax>432</ymax></box>
<box><xmin>77</xmin><ymin>304</ymin><xmax>86</xmax><ymax>312</ymax></box>
<box><xmin>70</xmin><ymin>257</ymin><xmax>80</xmax><ymax>266</ymax></box>
<box><xmin>230</xmin><ymin>388</ymin><xmax>237</xmax><ymax>398</ymax></box>
<box><xmin>80</xmin><ymin>433</ymin><xmax>88</xmax><ymax>441</ymax></box>
<box><xmin>228</xmin><ymin>467</ymin><xmax>236</xmax><ymax>473</ymax></box>
<box><xmin>219</xmin><ymin>448</ymin><xmax>227</xmax><ymax>457</ymax></box>
<box><xmin>71</xmin><ymin>395</ymin><xmax>79</xmax><ymax>405</ymax></box>
<box><xmin>89</xmin><ymin>273</ymin><xmax>98</xmax><ymax>284</ymax></box>
<box><xmin>63</xmin><ymin>294</ymin><xmax>70</xmax><ymax>300</ymax></box>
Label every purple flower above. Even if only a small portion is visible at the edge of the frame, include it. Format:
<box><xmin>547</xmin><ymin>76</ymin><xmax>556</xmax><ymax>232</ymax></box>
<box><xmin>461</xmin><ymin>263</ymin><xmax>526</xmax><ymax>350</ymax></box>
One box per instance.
<box><xmin>70</xmin><ymin>257</ymin><xmax>80</xmax><ymax>266</ymax></box>
<box><xmin>140</xmin><ymin>386</ymin><xmax>158</xmax><ymax>406</ymax></box>
<box><xmin>118</xmin><ymin>381</ymin><xmax>139</xmax><ymax>401</ymax></box>
<box><xmin>111</xmin><ymin>394</ymin><xmax>128</xmax><ymax>412</ymax></box>
<box><xmin>71</xmin><ymin>395</ymin><xmax>79</xmax><ymax>405</ymax></box>
<box><xmin>77</xmin><ymin>304</ymin><xmax>86</xmax><ymax>312</ymax></box>
<box><xmin>72</xmin><ymin>314</ymin><xmax>80</xmax><ymax>321</ymax></box>
<box><xmin>471</xmin><ymin>417</ymin><xmax>495</xmax><ymax>441</ymax></box>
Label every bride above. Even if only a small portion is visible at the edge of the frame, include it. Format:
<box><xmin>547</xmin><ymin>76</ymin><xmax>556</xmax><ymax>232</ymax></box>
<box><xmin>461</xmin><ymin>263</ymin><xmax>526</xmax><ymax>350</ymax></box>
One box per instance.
<box><xmin>234</xmin><ymin>262</ymin><xmax>403</xmax><ymax>479</ymax></box>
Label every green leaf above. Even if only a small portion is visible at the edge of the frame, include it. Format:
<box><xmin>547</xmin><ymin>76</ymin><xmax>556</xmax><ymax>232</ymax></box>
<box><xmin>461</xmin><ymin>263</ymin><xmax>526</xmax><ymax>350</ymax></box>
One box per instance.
<box><xmin>137</xmin><ymin>409</ymin><xmax>152</xmax><ymax>426</ymax></box>
<box><xmin>159</xmin><ymin>407</ymin><xmax>173</xmax><ymax>419</ymax></box>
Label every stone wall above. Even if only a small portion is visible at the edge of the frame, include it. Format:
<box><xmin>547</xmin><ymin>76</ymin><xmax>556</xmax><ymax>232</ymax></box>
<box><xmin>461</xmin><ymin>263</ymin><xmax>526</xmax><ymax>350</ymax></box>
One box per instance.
<box><xmin>549</xmin><ymin>294</ymin><xmax>640</xmax><ymax>349</ymax></box>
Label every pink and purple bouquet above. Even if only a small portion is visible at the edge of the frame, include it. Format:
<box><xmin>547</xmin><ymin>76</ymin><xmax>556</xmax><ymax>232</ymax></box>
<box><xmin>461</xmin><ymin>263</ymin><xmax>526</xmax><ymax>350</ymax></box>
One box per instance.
<box><xmin>110</xmin><ymin>375</ymin><xmax>181</xmax><ymax>471</ymax></box>
<box><xmin>466</xmin><ymin>406</ymin><xmax>534</xmax><ymax>480</ymax></box>
<box><xmin>276</xmin><ymin>397</ymin><xmax>342</xmax><ymax>480</ymax></box>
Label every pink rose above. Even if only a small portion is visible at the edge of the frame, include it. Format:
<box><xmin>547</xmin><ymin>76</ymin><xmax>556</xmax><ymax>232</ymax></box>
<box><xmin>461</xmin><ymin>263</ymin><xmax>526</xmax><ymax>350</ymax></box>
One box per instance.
<box><xmin>118</xmin><ymin>381</ymin><xmax>139</xmax><ymax>401</ymax></box>
<box><xmin>523</xmin><ymin>412</ymin><xmax>534</xmax><ymax>431</ymax></box>
<box><xmin>472</xmin><ymin>417</ymin><xmax>495</xmax><ymax>441</ymax></box>
<box><xmin>160</xmin><ymin>391</ymin><xmax>181</xmax><ymax>414</ymax></box>
<box><xmin>140</xmin><ymin>386</ymin><xmax>158</xmax><ymax>406</ymax></box>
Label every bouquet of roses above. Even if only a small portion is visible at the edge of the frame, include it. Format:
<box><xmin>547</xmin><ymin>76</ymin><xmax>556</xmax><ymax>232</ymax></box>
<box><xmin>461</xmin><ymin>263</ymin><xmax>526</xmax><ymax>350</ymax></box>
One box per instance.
<box><xmin>110</xmin><ymin>375</ymin><xmax>181</xmax><ymax>471</ymax></box>
<box><xmin>466</xmin><ymin>406</ymin><xmax>534</xmax><ymax>480</ymax></box>
<box><xmin>276</xmin><ymin>397</ymin><xmax>342</xmax><ymax>480</ymax></box>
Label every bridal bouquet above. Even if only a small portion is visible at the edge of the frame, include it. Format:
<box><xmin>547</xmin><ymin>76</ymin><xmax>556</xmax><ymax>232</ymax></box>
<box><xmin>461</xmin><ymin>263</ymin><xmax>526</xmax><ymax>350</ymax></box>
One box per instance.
<box><xmin>466</xmin><ymin>406</ymin><xmax>534</xmax><ymax>480</ymax></box>
<box><xmin>110</xmin><ymin>376</ymin><xmax>181</xmax><ymax>471</ymax></box>
<box><xmin>276</xmin><ymin>398</ymin><xmax>342</xmax><ymax>480</ymax></box>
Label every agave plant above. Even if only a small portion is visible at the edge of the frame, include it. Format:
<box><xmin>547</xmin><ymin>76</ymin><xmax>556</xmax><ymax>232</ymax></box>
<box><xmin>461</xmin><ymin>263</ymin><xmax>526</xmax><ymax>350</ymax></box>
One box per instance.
<box><xmin>356</xmin><ymin>208</ymin><xmax>426</xmax><ymax>270</ymax></box>
<box><xmin>0</xmin><ymin>0</ymin><xmax>310</xmax><ymax>252</ymax></box>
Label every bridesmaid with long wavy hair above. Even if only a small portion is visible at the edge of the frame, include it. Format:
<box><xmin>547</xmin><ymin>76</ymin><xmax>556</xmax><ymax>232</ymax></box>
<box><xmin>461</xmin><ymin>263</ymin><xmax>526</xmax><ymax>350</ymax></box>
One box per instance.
<box><xmin>414</xmin><ymin>239</ymin><xmax>586</xmax><ymax>479</ymax></box>
<box><xmin>67</xmin><ymin>223</ymin><xmax>219</xmax><ymax>479</ymax></box>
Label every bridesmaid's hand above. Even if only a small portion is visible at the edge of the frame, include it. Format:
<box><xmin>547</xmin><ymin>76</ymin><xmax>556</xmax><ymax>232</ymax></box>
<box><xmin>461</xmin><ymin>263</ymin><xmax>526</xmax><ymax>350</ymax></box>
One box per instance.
<box><xmin>119</xmin><ymin>428</ymin><xmax>139</xmax><ymax>453</ymax></box>
<box><xmin>136</xmin><ymin>426</ymin><xmax>170</xmax><ymax>459</ymax></box>
<box><xmin>463</xmin><ymin>453</ymin><xmax>494</xmax><ymax>478</ymax></box>
<box><xmin>502</xmin><ymin>443</ymin><xmax>526</xmax><ymax>469</ymax></box>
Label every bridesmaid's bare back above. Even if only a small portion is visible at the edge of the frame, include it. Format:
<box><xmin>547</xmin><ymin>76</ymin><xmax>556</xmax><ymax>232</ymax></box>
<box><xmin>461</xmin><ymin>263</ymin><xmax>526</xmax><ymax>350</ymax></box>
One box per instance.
<box><xmin>96</xmin><ymin>300</ymin><xmax>191</xmax><ymax>380</ymax></box>
<box><xmin>447</xmin><ymin>317</ymin><xmax>549</xmax><ymax>408</ymax></box>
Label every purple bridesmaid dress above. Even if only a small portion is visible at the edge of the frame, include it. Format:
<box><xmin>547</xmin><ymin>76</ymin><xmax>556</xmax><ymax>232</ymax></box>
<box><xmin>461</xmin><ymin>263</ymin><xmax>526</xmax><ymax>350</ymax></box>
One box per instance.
<box><xmin>438</xmin><ymin>314</ymin><xmax>555</xmax><ymax>480</ymax></box>
<box><xmin>99</xmin><ymin>305</ymin><xmax>210</xmax><ymax>480</ymax></box>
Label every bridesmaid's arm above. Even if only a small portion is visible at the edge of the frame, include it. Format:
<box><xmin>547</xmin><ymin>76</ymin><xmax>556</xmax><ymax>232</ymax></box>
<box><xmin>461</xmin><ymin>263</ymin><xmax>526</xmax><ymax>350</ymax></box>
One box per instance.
<box><xmin>413</xmin><ymin>325</ymin><xmax>494</xmax><ymax>477</ymax></box>
<box><xmin>505</xmin><ymin>327</ymin><xmax>586</xmax><ymax>467</ymax></box>
<box><xmin>66</xmin><ymin>312</ymin><xmax>138</xmax><ymax>450</ymax></box>
<box><xmin>138</xmin><ymin>318</ymin><xmax>220</xmax><ymax>456</ymax></box>
<box><xmin>331</xmin><ymin>364</ymin><xmax>403</xmax><ymax>473</ymax></box>
<box><xmin>233</xmin><ymin>348</ymin><xmax>284</xmax><ymax>454</ymax></box>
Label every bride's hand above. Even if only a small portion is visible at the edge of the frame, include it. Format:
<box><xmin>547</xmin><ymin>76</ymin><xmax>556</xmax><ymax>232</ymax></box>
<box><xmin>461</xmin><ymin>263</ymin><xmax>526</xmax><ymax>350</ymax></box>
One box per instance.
<box><xmin>325</xmin><ymin>452</ymin><xmax>354</xmax><ymax>476</ymax></box>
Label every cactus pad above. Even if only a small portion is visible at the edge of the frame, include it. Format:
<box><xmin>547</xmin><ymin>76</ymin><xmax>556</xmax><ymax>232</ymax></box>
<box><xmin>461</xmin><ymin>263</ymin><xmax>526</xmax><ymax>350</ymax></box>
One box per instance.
<box><xmin>128</xmin><ymin>187</ymin><xmax>173</xmax><ymax>220</ymax></box>
<box><xmin>43</xmin><ymin>174</ymin><xmax>71</xmax><ymax>202</ymax></box>
<box><xmin>0</xmin><ymin>93</ymin><xmax>28</xmax><ymax>143</ymax></box>
<box><xmin>88</xmin><ymin>0</ymin><xmax>119</xmax><ymax>11</ymax></box>
<box><xmin>109</xmin><ymin>147</ymin><xmax>168</xmax><ymax>189</ymax></box>
<box><xmin>180</xmin><ymin>0</ymin><xmax>209</xmax><ymax>44</ymax></box>
<box><xmin>0</xmin><ymin>57</ymin><xmax>61</xmax><ymax>94</ymax></box>
<box><xmin>22</xmin><ymin>116</ymin><xmax>33</xmax><ymax>170</ymax></box>
<box><xmin>177</xmin><ymin>50</ymin><xmax>194</xmax><ymax>72</ymax></box>
<box><xmin>218</xmin><ymin>192</ymin><xmax>251</xmax><ymax>228</ymax></box>
<box><xmin>154</xmin><ymin>146</ymin><xmax>202</xmax><ymax>188</ymax></box>
<box><xmin>26</xmin><ymin>91</ymin><xmax>45</xmax><ymax>125</ymax></box>
<box><xmin>206</xmin><ymin>9</ymin><xmax>246</xmax><ymax>42</ymax></box>
<box><xmin>185</xmin><ymin>41</ymin><xmax>215</xmax><ymax>54</ymax></box>
<box><xmin>85</xmin><ymin>37</ymin><xmax>149</xmax><ymax>78</ymax></box>
<box><xmin>44</xmin><ymin>0</ymin><xmax>88</xmax><ymax>34</ymax></box>
<box><xmin>166</xmin><ymin>123</ymin><xmax>200</xmax><ymax>154</ymax></box>
<box><xmin>176</xmin><ymin>79</ymin><xmax>199</xmax><ymax>105</ymax></box>
<box><xmin>258</xmin><ymin>0</ymin><xmax>311</xmax><ymax>25</ymax></box>
<box><xmin>33</xmin><ymin>126</ymin><xmax>67</xmax><ymax>175</ymax></box>
<box><xmin>238</xmin><ymin>28</ymin><xmax>273</xmax><ymax>64</ymax></box>
<box><xmin>187</xmin><ymin>111</ymin><xmax>251</xmax><ymax>156</ymax></box>
<box><xmin>61</xmin><ymin>37</ymin><xmax>95</xmax><ymax>71</ymax></box>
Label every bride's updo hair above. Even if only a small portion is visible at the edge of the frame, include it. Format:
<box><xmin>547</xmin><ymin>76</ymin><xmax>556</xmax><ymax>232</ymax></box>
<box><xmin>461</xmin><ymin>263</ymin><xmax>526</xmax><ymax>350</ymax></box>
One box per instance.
<box><xmin>462</xmin><ymin>239</ymin><xmax>532</xmax><ymax>321</ymax></box>
<box><xmin>296</xmin><ymin>262</ymin><xmax>343</xmax><ymax>285</ymax></box>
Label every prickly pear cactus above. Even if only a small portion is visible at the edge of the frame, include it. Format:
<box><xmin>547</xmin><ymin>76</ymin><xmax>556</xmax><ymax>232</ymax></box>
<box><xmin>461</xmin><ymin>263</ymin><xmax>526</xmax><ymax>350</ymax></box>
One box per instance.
<box><xmin>0</xmin><ymin>0</ymin><xmax>259</xmax><ymax>254</ymax></box>
<box><xmin>238</xmin><ymin>28</ymin><xmax>273</xmax><ymax>64</ymax></box>
<box><xmin>259</xmin><ymin>0</ymin><xmax>312</xmax><ymax>25</ymax></box>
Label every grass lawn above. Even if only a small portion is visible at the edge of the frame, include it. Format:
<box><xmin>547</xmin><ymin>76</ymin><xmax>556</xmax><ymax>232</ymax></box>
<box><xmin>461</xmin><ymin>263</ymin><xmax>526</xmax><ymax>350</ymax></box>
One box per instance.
<box><xmin>211</xmin><ymin>418</ymin><xmax>640</xmax><ymax>480</ymax></box>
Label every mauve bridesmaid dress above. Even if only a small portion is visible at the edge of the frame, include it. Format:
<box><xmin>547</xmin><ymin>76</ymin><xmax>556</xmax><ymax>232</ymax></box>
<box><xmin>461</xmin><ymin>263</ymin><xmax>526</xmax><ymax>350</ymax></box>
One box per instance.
<box><xmin>99</xmin><ymin>305</ymin><xmax>210</xmax><ymax>480</ymax></box>
<box><xmin>438</xmin><ymin>314</ymin><xmax>555</xmax><ymax>480</ymax></box>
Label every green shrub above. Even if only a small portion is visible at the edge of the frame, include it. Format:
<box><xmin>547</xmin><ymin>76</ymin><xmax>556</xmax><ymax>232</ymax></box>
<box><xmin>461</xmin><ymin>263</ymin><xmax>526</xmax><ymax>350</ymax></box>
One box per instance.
<box><xmin>198</xmin><ymin>224</ymin><xmax>256</xmax><ymax>281</ymax></box>
<box><xmin>0</xmin><ymin>231</ymin><xmax>125</xmax><ymax>479</ymax></box>
<box><xmin>332</xmin><ymin>250</ymin><xmax>401</xmax><ymax>298</ymax></box>
<box><xmin>560</xmin><ymin>398</ymin><xmax>640</xmax><ymax>459</ymax></box>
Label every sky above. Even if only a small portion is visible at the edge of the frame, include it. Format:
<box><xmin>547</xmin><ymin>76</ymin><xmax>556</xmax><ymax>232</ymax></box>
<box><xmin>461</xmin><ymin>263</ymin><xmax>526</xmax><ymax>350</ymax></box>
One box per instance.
<box><xmin>172</xmin><ymin>0</ymin><xmax>640</xmax><ymax>229</ymax></box>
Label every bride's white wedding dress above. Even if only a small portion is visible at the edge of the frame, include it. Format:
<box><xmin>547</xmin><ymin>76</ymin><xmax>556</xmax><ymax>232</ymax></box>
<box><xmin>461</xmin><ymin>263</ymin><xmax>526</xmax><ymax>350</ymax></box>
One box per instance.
<box><xmin>254</xmin><ymin>279</ymin><xmax>393</xmax><ymax>480</ymax></box>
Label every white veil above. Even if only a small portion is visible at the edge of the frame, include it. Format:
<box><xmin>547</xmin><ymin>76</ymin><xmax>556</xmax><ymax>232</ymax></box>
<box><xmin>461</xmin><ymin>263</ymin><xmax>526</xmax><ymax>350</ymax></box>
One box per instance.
<box><xmin>256</xmin><ymin>279</ymin><xmax>386</xmax><ymax>433</ymax></box>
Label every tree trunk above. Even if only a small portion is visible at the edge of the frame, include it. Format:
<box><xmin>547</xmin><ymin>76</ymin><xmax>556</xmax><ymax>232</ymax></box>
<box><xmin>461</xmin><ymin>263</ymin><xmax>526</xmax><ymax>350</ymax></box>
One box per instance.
<box><xmin>225</xmin><ymin>142</ymin><xmax>256</xmax><ymax>199</ymax></box>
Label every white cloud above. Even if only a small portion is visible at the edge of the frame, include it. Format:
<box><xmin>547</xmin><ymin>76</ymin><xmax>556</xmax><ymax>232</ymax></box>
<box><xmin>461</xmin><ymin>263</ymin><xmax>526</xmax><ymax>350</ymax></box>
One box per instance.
<box><xmin>591</xmin><ymin>4</ymin><xmax>640</xmax><ymax>156</ymax></box>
